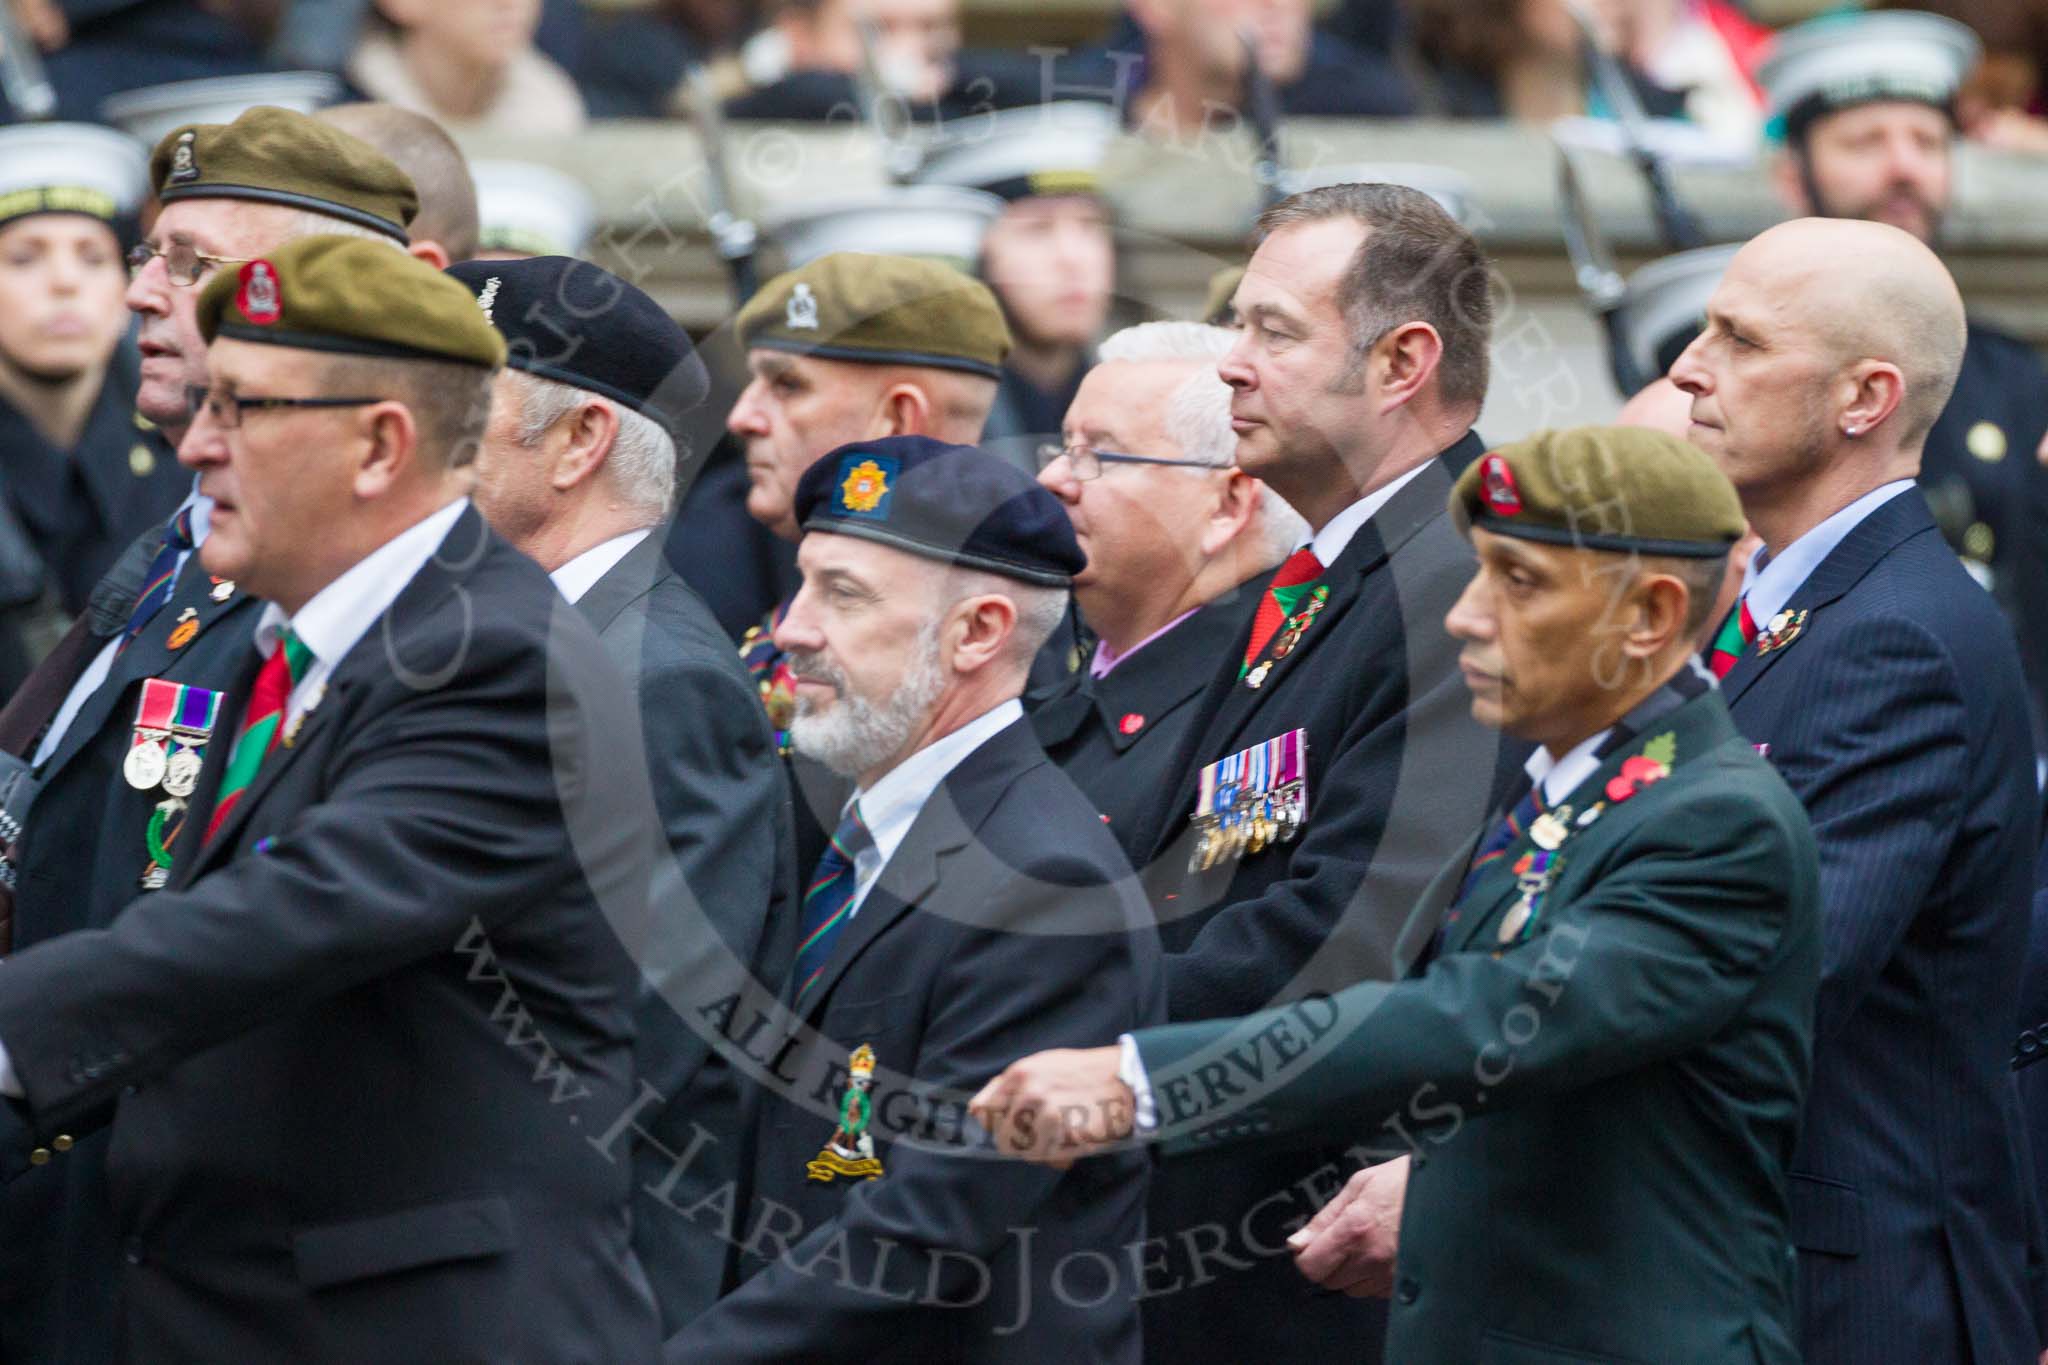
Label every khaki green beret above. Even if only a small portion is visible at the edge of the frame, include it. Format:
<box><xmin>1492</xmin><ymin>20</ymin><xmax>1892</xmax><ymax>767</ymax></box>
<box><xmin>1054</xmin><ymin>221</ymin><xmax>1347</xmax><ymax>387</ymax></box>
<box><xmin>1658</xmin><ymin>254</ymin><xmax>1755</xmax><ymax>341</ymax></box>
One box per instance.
<box><xmin>1451</xmin><ymin>426</ymin><xmax>1744</xmax><ymax>559</ymax></box>
<box><xmin>736</xmin><ymin>252</ymin><xmax>1010</xmax><ymax>380</ymax></box>
<box><xmin>197</xmin><ymin>235</ymin><xmax>505</xmax><ymax>369</ymax></box>
<box><xmin>151</xmin><ymin>106</ymin><xmax>417</xmax><ymax>242</ymax></box>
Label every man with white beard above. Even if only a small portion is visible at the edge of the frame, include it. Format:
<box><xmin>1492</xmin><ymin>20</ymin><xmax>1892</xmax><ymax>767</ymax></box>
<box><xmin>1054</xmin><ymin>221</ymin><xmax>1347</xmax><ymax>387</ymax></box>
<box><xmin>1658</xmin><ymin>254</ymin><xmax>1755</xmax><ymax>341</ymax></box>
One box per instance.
<box><xmin>666</xmin><ymin>434</ymin><xmax>1163</xmax><ymax>1363</ymax></box>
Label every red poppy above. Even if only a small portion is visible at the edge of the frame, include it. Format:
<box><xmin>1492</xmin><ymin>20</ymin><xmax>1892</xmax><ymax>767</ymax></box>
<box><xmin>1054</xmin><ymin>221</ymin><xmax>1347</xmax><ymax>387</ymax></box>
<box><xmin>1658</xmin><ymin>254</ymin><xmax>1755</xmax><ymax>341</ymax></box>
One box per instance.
<box><xmin>1605</xmin><ymin>754</ymin><xmax>1670</xmax><ymax>804</ymax></box>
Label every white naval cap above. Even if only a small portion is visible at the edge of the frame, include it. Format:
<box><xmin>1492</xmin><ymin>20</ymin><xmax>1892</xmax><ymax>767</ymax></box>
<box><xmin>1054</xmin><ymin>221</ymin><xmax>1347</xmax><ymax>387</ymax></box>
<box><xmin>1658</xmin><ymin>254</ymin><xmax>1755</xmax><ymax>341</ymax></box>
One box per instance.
<box><xmin>1759</xmin><ymin>10</ymin><xmax>1980</xmax><ymax>143</ymax></box>
<box><xmin>907</xmin><ymin>101</ymin><xmax>1120</xmax><ymax>202</ymax></box>
<box><xmin>1614</xmin><ymin>243</ymin><xmax>1741</xmax><ymax>391</ymax></box>
<box><xmin>1276</xmin><ymin>161</ymin><xmax>1477</xmax><ymax>225</ymax></box>
<box><xmin>763</xmin><ymin>185</ymin><xmax>1003</xmax><ymax>270</ymax></box>
<box><xmin>100</xmin><ymin>72</ymin><xmax>346</xmax><ymax>150</ymax></box>
<box><xmin>471</xmin><ymin>160</ymin><xmax>597</xmax><ymax>259</ymax></box>
<box><xmin>0</xmin><ymin>122</ymin><xmax>150</xmax><ymax>230</ymax></box>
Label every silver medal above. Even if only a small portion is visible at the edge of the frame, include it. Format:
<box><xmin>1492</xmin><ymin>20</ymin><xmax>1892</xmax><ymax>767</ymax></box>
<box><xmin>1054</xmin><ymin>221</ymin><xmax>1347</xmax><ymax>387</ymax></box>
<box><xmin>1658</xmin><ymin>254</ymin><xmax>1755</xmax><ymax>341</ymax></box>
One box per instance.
<box><xmin>124</xmin><ymin>739</ymin><xmax>168</xmax><ymax>790</ymax></box>
<box><xmin>163</xmin><ymin>745</ymin><xmax>203</xmax><ymax>798</ymax></box>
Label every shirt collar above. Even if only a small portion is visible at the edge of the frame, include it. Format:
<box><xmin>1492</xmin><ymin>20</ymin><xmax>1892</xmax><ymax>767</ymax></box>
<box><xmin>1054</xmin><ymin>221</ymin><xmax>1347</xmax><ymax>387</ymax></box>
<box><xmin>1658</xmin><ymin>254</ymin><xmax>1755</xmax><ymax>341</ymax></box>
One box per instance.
<box><xmin>1523</xmin><ymin>727</ymin><xmax>1612</xmax><ymax>807</ymax></box>
<box><xmin>851</xmin><ymin>698</ymin><xmax>1024</xmax><ymax>874</ymax></box>
<box><xmin>549</xmin><ymin>528</ymin><xmax>650</xmax><ymax>605</ymax></box>
<box><xmin>1309</xmin><ymin>462</ymin><xmax>1431</xmax><ymax>567</ymax></box>
<box><xmin>1742</xmin><ymin>480</ymin><xmax>1916</xmax><ymax>627</ymax></box>
<box><xmin>1091</xmin><ymin>607</ymin><xmax>1198</xmax><ymax>679</ymax></box>
<box><xmin>254</xmin><ymin>498</ymin><xmax>469</xmax><ymax>663</ymax></box>
<box><xmin>175</xmin><ymin>475</ymin><xmax>215</xmax><ymax>549</ymax></box>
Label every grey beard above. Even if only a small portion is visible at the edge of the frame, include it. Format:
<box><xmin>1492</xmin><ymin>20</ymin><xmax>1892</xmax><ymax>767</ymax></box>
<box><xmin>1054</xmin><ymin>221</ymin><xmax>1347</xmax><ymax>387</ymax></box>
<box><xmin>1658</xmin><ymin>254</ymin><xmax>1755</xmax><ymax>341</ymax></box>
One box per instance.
<box><xmin>788</xmin><ymin>623</ymin><xmax>946</xmax><ymax>779</ymax></box>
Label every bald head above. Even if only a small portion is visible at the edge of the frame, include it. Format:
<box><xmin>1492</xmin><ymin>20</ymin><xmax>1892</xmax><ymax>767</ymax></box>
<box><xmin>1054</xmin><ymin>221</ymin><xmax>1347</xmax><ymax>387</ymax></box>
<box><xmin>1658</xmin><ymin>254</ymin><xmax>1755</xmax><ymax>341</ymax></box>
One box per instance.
<box><xmin>1735</xmin><ymin>218</ymin><xmax>1966</xmax><ymax>446</ymax></box>
<box><xmin>317</xmin><ymin>103</ymin><xmax>479</xmax><ymax>265</ymax></box>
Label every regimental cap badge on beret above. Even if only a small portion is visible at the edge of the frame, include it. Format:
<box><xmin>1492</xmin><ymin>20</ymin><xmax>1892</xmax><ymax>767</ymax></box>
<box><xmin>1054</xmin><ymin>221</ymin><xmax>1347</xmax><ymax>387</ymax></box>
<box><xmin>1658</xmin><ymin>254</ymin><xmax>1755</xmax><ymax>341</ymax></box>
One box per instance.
<box><xmin>836</xmin><ymin>455</ymin><xmax>896</xmax><ymax>518</ymax></box>
<box><xmin>236</xmin><ymin>261</ymin><xmax>282</xmax><ymax>326</ymax></box>
<box><xmin>1480</xmin><ymin>455</ymin><xmax>1522</xmax><ymax>517</ymax></box>
<box><xmin>794</xmin><ymin>434</ymin><xmax>1083</xmax><ymax>586</ymax></box>
<box><xmin>1451</xmin><ymin>426</ymin><xmax>1744</xmax><ymax>559</ymax></box>
<box><xmin>787</xmin><ymin>282</ymin><xmax>820</xmax><ymax>331</ymax></box>
<box><xmin>169</xmin><ymin>130</ymin><xmax>199</xmax><ymax>184</ymax></box>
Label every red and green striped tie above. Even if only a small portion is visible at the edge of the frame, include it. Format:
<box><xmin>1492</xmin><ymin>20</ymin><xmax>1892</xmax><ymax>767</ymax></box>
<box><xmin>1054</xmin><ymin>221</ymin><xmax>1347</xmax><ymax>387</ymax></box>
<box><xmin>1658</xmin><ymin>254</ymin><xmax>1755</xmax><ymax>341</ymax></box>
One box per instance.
<box><xmin>1240</xmin><ymin>547</ymin><xmax>1324</xmax><ymax>677</ymax></box>
<box><xmin>203</xmin><ymin>627</ymin><xmax>313</xmax><ymax>845</ymax></box>
<box><xmin>1707</xmin><ymin>597</ymin><xmax>1758</xmax><ymax>680</ymax></box>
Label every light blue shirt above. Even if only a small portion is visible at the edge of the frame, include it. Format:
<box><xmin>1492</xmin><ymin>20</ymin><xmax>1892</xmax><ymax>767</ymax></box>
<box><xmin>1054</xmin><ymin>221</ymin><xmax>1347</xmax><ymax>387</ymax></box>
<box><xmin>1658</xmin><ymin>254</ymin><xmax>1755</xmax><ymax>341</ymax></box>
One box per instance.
<box><xmin>1741</xmin><ymin>480</ymin><xmax>1918</xmax><ymax>630</ymax></box>
<box><xmin>842</xmin><ymin>698</ymin><xmax>1024</xmax><ymax>920</ymax></box>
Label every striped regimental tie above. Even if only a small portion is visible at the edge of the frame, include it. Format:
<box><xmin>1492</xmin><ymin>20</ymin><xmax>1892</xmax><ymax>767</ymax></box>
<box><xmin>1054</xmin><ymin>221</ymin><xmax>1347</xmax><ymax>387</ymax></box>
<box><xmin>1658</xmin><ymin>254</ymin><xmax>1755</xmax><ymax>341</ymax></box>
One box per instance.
<box><xmin>790</xmin><ymin>803</ymin><xmax>874</xmax><ymax>1004</ymax></box>
<box><xmin>202</xmin><ymin>627</ymin><xmax>313</xmax><ymax>845</ymax></box>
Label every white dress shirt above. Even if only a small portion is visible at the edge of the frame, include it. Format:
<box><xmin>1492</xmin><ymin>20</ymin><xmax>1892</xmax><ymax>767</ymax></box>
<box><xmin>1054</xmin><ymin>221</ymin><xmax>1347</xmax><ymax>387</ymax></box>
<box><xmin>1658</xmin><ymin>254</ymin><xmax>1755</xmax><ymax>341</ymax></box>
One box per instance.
<box><xmin>1524</xmin><ymin>728</ymin><xmax>1613</xmax><ymax>807</ymax></box>
<box><xmin>1741</xmin><ymin>480</ymin><xmax>1917</xmax><ymax>629</ymax></box>
<box><xmin>35</xmin><ymin>484</ymin><xmax>214</xmax><ymax>768</ymax></box>
<box><xmin>1307</xmin><ymin>462</ymin><xmax>1432</xmax><ymax>567</ymax></box>
<box><xmin>548</xmin><ymin>529</ymin><xmax>649</xmax><ymax>606</ymax></box>
<box><xmin>839</xmin><ymin>698</ymin><xmax>1023</xmax><ymax>921</ymax></box>
<box><xmin>252</xmin><ymin>498</ymin><xmax>470</xmax><ymax>733</ymax></box>
<box><xmin>1</xmin><ymin>499</ymin><xmax>471</xmax><ymax>1099</ymax></box>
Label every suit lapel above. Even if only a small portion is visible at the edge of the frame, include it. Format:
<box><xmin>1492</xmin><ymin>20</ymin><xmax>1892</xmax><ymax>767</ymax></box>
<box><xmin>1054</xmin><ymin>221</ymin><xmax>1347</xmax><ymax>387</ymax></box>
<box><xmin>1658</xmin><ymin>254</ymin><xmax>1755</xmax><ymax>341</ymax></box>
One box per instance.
<box><xmin>792</xmin><ymin>721</ymin><xmax>1034</xmax><ymax>1026</ymax></box>
<box><xmin>175</xmin><ymin>509</ymin><xmax>485</xmax><ymax>877</ymax></box>
<box><xmin>569</xmin><ymin>533</ymin><xmax>666</xmax><ymax>635</ymax></box>
<box><xmin>1151</xmin><ymin>454</ymin><xmax>1462</xmax><ymax>856</ymax></box>
<box><xmin>1721</xmin><ymin>488</ymin><xmax>1934</xmax><ymax>706</ymax></box>
<box><xmin>41</xmin><ymin>566</ymin><xmax>253</xmax><ymax>779</ymax></box>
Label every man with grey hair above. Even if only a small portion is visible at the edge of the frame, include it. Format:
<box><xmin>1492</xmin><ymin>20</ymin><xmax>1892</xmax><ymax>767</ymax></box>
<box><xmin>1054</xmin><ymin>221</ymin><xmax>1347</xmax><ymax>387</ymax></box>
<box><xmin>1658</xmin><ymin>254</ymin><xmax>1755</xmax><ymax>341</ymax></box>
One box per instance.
<box><xmin>452</xmin><ymin>255</ymin><xmax>798</xmax><ymax>1335</ymax></box>
<box><xmin>668</xmin><ymin>434</ymin><xmax>1161</xmax><ymax>1364</ymax></box>
<box><xmin>1031</xmin><ymin>320</ymin><xmax>1304</xmax><ymax>859</ymax></box>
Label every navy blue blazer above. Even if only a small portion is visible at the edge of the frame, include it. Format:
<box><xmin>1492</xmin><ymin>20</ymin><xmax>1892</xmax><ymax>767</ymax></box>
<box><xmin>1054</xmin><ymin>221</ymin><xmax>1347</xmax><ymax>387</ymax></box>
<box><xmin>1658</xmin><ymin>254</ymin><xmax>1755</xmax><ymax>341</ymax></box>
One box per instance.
<box><xmin>1720</xmin><ymin>487</ymin><xmax>2041</xmax><ymax>1364</ymax></box>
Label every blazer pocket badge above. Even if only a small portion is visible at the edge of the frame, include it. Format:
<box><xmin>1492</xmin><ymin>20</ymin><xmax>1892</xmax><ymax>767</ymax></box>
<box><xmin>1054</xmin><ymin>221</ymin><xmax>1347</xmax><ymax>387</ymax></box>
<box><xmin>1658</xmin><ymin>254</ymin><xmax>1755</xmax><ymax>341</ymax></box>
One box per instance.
<box><xmin>808</xmin><ymin>1044</ymin><xmax>885</xmax><ymax>1183</ymax></box>
<box><xmin>1188</xmin><ymin>728</ymin><xmax>1309</xmax><ymax>873</ymax></box>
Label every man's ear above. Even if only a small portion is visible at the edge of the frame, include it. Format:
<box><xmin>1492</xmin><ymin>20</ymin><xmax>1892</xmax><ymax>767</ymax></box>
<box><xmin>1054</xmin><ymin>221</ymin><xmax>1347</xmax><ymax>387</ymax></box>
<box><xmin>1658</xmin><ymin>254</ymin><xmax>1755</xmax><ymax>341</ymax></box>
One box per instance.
<box><xmin>354</xmin><ymin>400</ymin><xmax>418</xmax><ymax>499</ymax></box>
<box><xmin>948</xmin><ymin>593</ymin><xmax>1019</xmax><ymax>676</ymax></box>
<box><xmin>407</xmin><ymin>241</ymin><xmax>452</xmax><ymax>271</ymax></box>
<box><xmin>1201</xmin><ymin>470</ymin><xmax>1260</xmax><ymax>558</ymax></box>
<box><xmin>1373</xmin><ymin>322</ymin><xmax>1444</xmax><ymax>415</ymax></box>
<box><xmin>876</xmin><ymin>383</ymin><xmax>937</xmax><ymax>438</ymax></box>
<box><xmin>549</xmin><ymin>400</ymin><xmax>619</xmax><ymax>492</ymax></box>
<box><xmin>1630</xmin><ymin>572</ymin><xmax>1692</xmax><ymax>659</ymax></box>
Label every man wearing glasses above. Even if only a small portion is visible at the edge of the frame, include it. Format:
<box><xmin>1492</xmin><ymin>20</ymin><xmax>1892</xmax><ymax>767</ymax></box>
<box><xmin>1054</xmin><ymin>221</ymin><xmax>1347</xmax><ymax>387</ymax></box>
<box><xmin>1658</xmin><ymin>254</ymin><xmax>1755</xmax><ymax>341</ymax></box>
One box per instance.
<box><xmin>0</xmin><ymin>105</ymin><xmax>421</xmax><ymax>1365</ymax></box>
<box><xmin>1029</xmin><ymin>321</ymin><xmax>1304</xmax><ymax>860</ymax></box>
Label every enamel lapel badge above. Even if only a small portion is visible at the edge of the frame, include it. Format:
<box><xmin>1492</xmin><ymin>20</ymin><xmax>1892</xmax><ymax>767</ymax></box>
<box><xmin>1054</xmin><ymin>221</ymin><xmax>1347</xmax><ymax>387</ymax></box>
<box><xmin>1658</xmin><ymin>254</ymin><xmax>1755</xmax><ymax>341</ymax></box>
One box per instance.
<box><xmin>1753</xmin><ymin>609</ymin><xmax>1808</xmax><ymax>657</ymax></box>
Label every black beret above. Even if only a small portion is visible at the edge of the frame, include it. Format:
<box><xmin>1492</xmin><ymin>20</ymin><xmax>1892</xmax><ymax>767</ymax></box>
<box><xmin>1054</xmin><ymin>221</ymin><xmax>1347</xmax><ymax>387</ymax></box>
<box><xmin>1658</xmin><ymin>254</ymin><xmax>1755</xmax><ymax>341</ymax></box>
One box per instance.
<box><xmin>794</xmin><ymin>435</ymin><xmax>1084</xmax><ymax>587</ymax></box>
<box><xmin>446</xmin><ymin>256</ymin><xmax>710</xmax><ymax>428</ymax></box>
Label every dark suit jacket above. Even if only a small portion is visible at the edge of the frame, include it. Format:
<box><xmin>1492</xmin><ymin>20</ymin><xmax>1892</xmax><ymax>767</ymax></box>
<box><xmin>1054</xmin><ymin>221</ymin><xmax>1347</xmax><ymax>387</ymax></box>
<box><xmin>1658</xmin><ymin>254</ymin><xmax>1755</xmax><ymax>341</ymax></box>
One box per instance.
<box><xmin>1920</xmin><ymin>319</ymin><xmax>2048</xmax><ymax>752</ymax></box>
<box><xmin>0</xmin><ymin>507</ymin><xmax>258</xmax><ymax>1365</ymax></box>
<box><xmin>1123</xmin><ymin>436</ymin><xmax>1516</xmax><ymax>1365</ymax></box>
<box><xmin>0</xmin><ymin>507</ymin><xmax>661</xmax><ymax>1364</ymax></box>
<box><xmin>1720</xmin><ymin>488</ymin><xmax>2041</xmax><ymax>1364</ymax></box>
<box><xmin>1135</xmin><ymin>689</ymin><xmax>1819</xmax><ymax>1365</ymax></box>
<box><xmin>1030</xmin><ymin>585</ymin><xmax>1261</xmax><ymax>864</ymax></box>
<box><xmin>665</xmin><ymin>717</ymin><xmax>1163</xmax><ymax>1363</ymax></box>
<box><xmin>572</xmin><ymin>533</ymin><xmax>798</xmax><ymax>1332</ymax></box>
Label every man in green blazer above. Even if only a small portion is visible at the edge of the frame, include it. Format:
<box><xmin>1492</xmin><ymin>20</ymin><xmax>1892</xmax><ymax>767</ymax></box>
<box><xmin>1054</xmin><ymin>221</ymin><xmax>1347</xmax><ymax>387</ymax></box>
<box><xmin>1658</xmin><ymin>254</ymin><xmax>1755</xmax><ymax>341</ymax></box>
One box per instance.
<box><xmin>973</xmin><ymin>425</ymin><xmax>1821</xmax><ymax>1365</ymax></box>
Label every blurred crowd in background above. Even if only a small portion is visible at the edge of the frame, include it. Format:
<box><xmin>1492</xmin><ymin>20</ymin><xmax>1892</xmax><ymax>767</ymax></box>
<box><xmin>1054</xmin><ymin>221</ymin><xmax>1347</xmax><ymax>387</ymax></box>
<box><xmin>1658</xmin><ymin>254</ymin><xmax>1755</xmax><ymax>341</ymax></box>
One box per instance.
<box><xmin>7</xmin><ymin>0</ymin><xmax>2048</xmax><ymax>153</ymax></box>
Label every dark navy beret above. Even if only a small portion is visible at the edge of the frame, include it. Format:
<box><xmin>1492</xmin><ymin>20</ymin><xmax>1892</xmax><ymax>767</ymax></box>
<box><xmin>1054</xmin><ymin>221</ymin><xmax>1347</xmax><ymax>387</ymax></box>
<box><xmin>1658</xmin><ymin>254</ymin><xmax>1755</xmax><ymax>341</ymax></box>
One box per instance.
<box><xmin>794</xmin><ymin>436</ymin><xmax>1084</xmax><ymax>587</ymax></box>
<box><xmin>446</xmin><ymin>255</ymin><xmax>709</xmax><ymax>428</ymax></box>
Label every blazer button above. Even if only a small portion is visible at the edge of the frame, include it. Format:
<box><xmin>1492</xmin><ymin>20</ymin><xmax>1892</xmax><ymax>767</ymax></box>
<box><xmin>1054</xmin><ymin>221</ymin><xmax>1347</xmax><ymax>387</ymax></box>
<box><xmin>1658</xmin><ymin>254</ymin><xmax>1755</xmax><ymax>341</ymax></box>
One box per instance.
<box><xmin>51</xmin><ymin>1135</ymin><xmax>72</xmax><ymax>1152</ymax></box>
<box><xmin>122</xmin><ymin>1237</ymin><xmax>145</xmax><ymax>1266</ymax></box>
<box><xmin>1395</xmin><ymin>1276</ymin><xmax>1420</xmax><ymax>1305</ymax></box>
<box><xmin>27</xmin><ymin>1147</ymin><xmax>49</xmax><ymax>1166</ymax></box>
<box><xmin>2021</xmin><ymin>1030</ymin><xmax>2042</xmax><ymax>1057</ymax></box>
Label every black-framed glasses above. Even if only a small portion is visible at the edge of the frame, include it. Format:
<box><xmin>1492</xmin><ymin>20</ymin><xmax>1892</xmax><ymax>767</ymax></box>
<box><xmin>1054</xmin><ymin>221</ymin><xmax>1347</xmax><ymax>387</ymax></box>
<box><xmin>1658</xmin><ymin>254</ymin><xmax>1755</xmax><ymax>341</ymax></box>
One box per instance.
<box><xmin>1035</xmin><ymin>443</ymin><xmax>1215</xmax><ymax>482</ymax></box>
<box><xmin>186</xmin><ymin>386</ymin><xmax>384</xmax><ymax>430</ymax></box>
<box><xmin>127</xmin><ymin>240</ymin><xmax>255</xmax><ymax>287</ymax></box>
